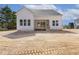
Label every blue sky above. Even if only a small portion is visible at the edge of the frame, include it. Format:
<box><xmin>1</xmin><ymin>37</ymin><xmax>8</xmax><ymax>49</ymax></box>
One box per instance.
<box><xmin>0</xmin><ymin>4</ymin><xmax>79</xmax><ymax>25</ymax></box>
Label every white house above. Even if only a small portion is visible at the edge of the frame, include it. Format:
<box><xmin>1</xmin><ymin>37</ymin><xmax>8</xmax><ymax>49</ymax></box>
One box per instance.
<box><xmin>16</xmin><ymin>6</ymin><xmax>63</xmax><ymax>31</ymax></box>
<box><xmin>74</xmin><ymin>18</ymin><xmax>79</xmax><ymax>29</ymax></box>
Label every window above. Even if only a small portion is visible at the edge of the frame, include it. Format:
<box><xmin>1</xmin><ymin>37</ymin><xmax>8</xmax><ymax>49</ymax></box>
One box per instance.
<box><xmin>24</xmin><ymin>19</ymin><xmax>26</xmax><ymax>26</ymax></box>
<box><xmin>20</xmin><ymin>19</ymin><xmax>23</xmax><ymax>26</ymax></box>
<box><xmin>56</xmin><ymin>20</ymin><xmax>58</xmax><ymax>26</ymax></box>
<box><xmin>41</xmin><ymin>22</ymin><xmax>45</xmax><ymax>27</ymax></box>
<box><xmin>20</xmin><ymin>19</ymin><xmax>31</xmax><ymax>26</ymax></box>
<box><xmin>52</xmin><ymin>20</ymin><xmax>59</xmax><ymax>26</ymax></box>
<box><xmin>52</xmin><ymin>20</ymin><xmax>55</xmax><ymax>26</ymax></box>
<box><xmin>28</xmin><ymin>19</ymin><xmax>31</xmax><ymax>26</ymax></box>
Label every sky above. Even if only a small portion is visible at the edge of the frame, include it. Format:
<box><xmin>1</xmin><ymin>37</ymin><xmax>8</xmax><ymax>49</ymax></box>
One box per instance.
<box><xmin>0</xmin><ymin>4</ymin><xmax>79</xmax><ymax>25</ymax></box>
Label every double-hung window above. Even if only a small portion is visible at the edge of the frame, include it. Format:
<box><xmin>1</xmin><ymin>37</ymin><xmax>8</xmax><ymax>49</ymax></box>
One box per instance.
<box><xmin>56</xmin><ymin>20</ymin><xmax>58</xmax><ymax>26</ymax></box>
<box><xmin>20</xmin><ymin>19</ymin><xmax>31</xmax><ymax>26</ymax></box>
<box><xmin>28</xmin><ymin>19</ymin><xmax>31</xmax><ymax>26</ymax></box>
<box><xmin>52</xmin><ymin>20</ymin><xmax>55</xmax><ymax>26</ymax></box>
<box><xmin>52</xmin><ymin>20</ymin><xmax>59</xmax><ymax>26</ymax></box>
<box><xmin>20</xmin><ymin>19</ymin><xmax>23</xmax><ymax>26</ymax></box>
<box><xmin>24</xmin><ymin>19</ymin><xmax>26</xmax><ymax>26</ymax></box>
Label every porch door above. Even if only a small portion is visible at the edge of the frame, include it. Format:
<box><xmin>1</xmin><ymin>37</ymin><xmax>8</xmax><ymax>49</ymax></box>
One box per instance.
<box><xmin>34</xmin><ymin>20</ymin><xmax>49</xmax><ymax>31</ymax></box>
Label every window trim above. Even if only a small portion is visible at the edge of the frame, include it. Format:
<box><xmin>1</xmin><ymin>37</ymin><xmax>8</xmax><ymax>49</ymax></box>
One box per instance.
<box><xmin>20</xmin><ymin>19</ymin><xmax>31</xmax><ymax>26</ymax></box>
<box><xmin>20</xmin><ymin>19</ymin><xmax>23</xmax><ymax>26</ymax></box>
<box><xmin>28</xmin><ymin>19</ymin><xmax>31</xmax><ymax>26</ymax></box>
<box><xmin>52</xmin><ymin>20</ymin><xmax>59</xmax><ymax>26</ymax></box>
<box><xmin>24</xmin><ymin>19</ymin><xmax>26</xmax><ymax>26</ymax></box>
<box><xmin>56</xmin><ymin>20</ymin><xmax>59</xmax><ymax>26</ymax></box>
<box><xmin>52</xmin><ymin>20</ymin><xmax>55</xmax><ymax>26</ymax></box>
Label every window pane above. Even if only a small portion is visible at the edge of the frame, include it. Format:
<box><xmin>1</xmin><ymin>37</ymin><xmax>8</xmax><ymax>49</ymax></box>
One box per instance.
<box><xmin>24</xmin><ymin>19</ymin><xmax>26</xmax><ymax>26</ymax></box>
<box><xmin>52</xmin><ymin>20</ymin><xmax>55</xmax><ymax>26</ymax></box>
<box><xmin>28</xmin><ymin>20</ymin><xmax>30</xmax><ymax>26</ymax></box>
<box><xmin>20</xmin><ymin>19</ymin><xmax>23</xmax><ymax>26</ymax></box>
<box><xmin>56</xmin><ymin>20</ymin><xmax>58</xmax><ymax>26</ymax></box>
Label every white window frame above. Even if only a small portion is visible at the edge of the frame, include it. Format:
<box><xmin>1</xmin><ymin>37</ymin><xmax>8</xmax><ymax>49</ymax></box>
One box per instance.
<box><xmin>24</xmin><ymin>19</ymin><xmax>26</xmax><ymax>26</ymax></box>
<box><xmin>28</xmin><ymin>19</ymin><xmax>31</xmax><ymax>26</ymax></box>
<box><xmin>52</xmin><ymin>20</ymin><xmax>59</xmax><ymax>26</ymax></box>
<box><xmin>20</xmin><ymin>19</ymin><xmax>23</xmax><ymax>26</ymax></box>
<box><xmin>20</xmin><ymin>19</ymin><xmax>31</xmax><ymax>26</ymax></box>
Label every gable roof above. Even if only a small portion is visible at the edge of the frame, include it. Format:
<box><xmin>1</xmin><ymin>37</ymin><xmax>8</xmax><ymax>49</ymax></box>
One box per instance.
<box><xmin>16</xmin><ymin>6</ymin><xmax>62</xmax><ymax>16</ymax></box>
<box><xmin>29</xmin><ymin>9</ymin><xmax>62</xmax><ymax>16</ymax></box>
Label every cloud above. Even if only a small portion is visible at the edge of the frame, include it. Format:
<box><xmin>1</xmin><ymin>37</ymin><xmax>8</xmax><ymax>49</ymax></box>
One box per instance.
<box><xmin>63</xmin><ymin>9</ymin><xmax>79</xmax><ymax>20</ymax></box>
<box><xmin>24</xmin><ymin>4</ymin><xmax>57</xmax><ymax>10</ymax></box>
<box><xmin>24</xmin><ymin>4</ymin><xmax>79</xmax><ymax>20</ymax></box>
<box><xmin>57</xmin><ymin>9</ymin><xmax>63</xmax><ymax>14</ymax></box>
<box><xmin>24</xmin><ymin>4</ymin><xmax>63</xmax><ymax>14</ymax></box>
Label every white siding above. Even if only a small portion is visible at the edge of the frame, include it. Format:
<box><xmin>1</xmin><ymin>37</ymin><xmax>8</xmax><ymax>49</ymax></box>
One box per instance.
<box><xmin>49</xmin><ymin>16</ymin><xmax>63</xmax><ymax>30</ymax></box>
<box><xmin>16</xmin><ymin>8</ymin><xmax>34</xmax><ymax>31</ymax></box>
<box><xmin>16</xmin><ymin>8</ymin><xmax>62</xmax><ymax>31</ymax></box>
<box><xmin>74</xmin><ymin>19</ymin><xmax>79</xmax><ymax>29</ymax></box>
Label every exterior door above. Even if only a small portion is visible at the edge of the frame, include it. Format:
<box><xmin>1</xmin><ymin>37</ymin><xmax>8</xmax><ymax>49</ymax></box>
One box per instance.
<box><xmin>34</xmin><ymin>20</ymin><xmax>49</xmax><ymax>31</ymax></box>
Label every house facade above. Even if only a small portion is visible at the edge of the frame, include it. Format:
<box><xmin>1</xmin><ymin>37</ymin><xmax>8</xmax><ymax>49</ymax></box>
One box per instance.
<box><xmin>74</xmin><ymin>18</ymin><xmax>79</xmax><ymax>29</ymax></box>
<box><xmin>16</xmin><ymin>7</ymin><xmax>63</xmax><ymax>31</ymax></box>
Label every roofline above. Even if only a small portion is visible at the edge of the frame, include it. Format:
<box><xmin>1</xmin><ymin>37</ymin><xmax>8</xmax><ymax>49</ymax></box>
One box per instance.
<box><xmin>52</xmin><ymin>9</ymin><xmax>63</xmax><ymax>16</ymax></box>
<box><xmin>16</xmin><ymin>6</ymin><xmax>25</xmax><ymax>15</ymax></box>
<box><xmin>16</xmin><ymin>6</ymin><xmax>35</xmax><ymax>15</ymax></box>
<box><xmin>16</xmin><ymin>6</ymin><xmax>63</xmax><ymax>16</ymax></box>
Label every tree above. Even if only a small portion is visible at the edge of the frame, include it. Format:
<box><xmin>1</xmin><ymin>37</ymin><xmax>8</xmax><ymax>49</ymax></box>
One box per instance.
<box><xmin>63</xmin><ymin>25</ymin><xmax>70</xmax><ymax>29</ymax></box>
<box><xmin>7</xmin><ymin>11</ymin><xmax>16</xmax><ymax>29</ymax></box>
<box><xmin>0</xmin><ymin>8</ymin><xmax>6</xmax><ymax>28</ymax></box>
<box><xmin>0</xmin><ymin>5</ymin><xmax>16</xmax><ymax>30</ymax></box>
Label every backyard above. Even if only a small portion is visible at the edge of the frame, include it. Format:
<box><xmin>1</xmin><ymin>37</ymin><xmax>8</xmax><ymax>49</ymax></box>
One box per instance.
<box><xmin>0</xmin><ymin>29</ymin><xmax>79</xmax><ymax>55</ymax></box>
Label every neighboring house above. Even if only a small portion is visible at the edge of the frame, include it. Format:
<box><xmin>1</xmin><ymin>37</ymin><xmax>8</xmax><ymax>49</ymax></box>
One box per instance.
<box><xmin>74</xmin><ymin>18</ymin><xmax>79</xmax><ymax>29</ymax></box>
<box><xmin>0</xmin><ymin>13</ymin><xmax>1</xmax><ymax>16</ymax></box>
<box><xmin>16</xmin><ymin>7</ymin><xmax>63</xmax><ymax>31</ymax></box>
<box><xmin>0</xmin><ymin>8</ymin><xmax>2</xmax><ymax>20</ymax></box>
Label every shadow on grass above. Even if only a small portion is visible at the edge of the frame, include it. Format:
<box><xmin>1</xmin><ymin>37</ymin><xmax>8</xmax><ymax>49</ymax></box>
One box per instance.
<box><xmin>3</xmin><ymin>30</ymin><xmax>77</xmax><ymax>39</ymax></box>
